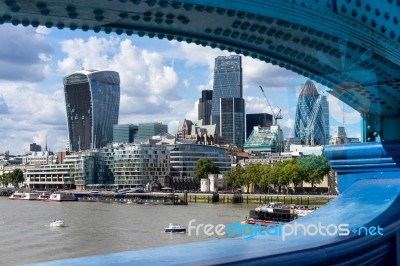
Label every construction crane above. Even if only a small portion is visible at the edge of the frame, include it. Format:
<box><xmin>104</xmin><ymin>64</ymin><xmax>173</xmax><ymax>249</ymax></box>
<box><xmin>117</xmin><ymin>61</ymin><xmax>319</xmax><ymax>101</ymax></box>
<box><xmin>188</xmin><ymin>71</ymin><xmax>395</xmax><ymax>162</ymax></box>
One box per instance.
<box><xmin>259</xmin><ymin>86</ymin><xmax>283</xmax><ymax>125</ymax></box>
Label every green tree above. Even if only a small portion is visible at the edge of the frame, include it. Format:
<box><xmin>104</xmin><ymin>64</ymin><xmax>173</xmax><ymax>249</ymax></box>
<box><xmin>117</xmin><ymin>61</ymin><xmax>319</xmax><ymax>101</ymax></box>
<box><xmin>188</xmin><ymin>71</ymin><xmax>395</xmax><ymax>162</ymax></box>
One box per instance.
<box><xmin>298</xmin><ymin>155</ymin><xmax>330</xmax><ymax>188</ymax></box>
<box><xmin>258</xmin><ymin>164</ymin><xmax>271</xmax><ymax>192</ymax></box>
<box><xmin>193</xmin><ymin>158</ymin><xmax>219</xmax><ymax>182</ymax></box>
<box><xmin>269</xmin><ymin>161</ymin><xmax>285</xmax><ymax>193</ymax></box>
<box><xmin>223</xmin><ymin>164</ymin><xmax>244</xmax><ymax>189</ymax></box>
<box><xmin>242</xmin><ymin>163</ymin><xmax>262</xmax><ymax>193</ymax></box>
<box><xmin>11</xmin><ymin>169</ymin><xmax>24</xmax><ymax>188</ymax></box>
<box><xmin>278</xmin><ymin>160</ymin><xmax>292</xmax><ymax>192</ymax></box>
<box><xmin>0</xmin><ymin>172</ymin><xmax>12</xmax><ymax>188</ymax></box>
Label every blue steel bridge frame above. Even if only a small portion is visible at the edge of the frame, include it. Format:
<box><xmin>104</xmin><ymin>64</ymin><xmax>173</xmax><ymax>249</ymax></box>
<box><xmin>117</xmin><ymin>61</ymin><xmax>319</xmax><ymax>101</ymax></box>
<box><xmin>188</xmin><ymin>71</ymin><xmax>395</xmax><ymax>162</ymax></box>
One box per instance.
<box><xmin>2</xmin><ymin>0</ymin><xmax>400</xmax><ymax>265</ymax></box>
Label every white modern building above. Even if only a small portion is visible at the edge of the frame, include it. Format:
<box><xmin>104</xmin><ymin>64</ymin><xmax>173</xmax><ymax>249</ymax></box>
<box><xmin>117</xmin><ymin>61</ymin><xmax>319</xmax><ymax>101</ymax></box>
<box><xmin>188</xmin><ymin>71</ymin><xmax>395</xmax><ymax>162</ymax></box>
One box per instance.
<box><xmin>22</xmin><ymin>151</ymin><xmax>56</xmax><ymax>165</ymax></box>
<box><xmin>24</xmin><ymin>164</ymin><xmax>74</xmax><ymax>190</ymax></box>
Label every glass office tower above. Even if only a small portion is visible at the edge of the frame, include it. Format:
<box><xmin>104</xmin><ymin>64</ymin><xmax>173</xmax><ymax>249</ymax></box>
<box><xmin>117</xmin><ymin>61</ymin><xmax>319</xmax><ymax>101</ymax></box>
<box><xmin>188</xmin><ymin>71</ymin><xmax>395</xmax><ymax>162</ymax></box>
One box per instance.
<box><xmin>294</xmin><ymin>80</ymin><xmax>329</xmax><ymax>145</ymax></box>
<box><xmin>211</xmin><ymin>55</ymin><xmax>245</xmax><ymax>148</ymax></box>
<box><xmin>64</xmin><ymin>69</ymin><xmax>120</xmax><ymax>151</ymax></box>
<box><xmin>113</xmin><ymin>124</ymin><xmax>138</xmax><ymax>143</ymax></box>
<box><xmin>136</xmin><ymin>123</ymin><xmax>168</xmax><ymax>142</ymax></box>
<box><xmin>198</xmin><ymin>90</ymin><xmax>213</xmax><ymax>125</ymax></box>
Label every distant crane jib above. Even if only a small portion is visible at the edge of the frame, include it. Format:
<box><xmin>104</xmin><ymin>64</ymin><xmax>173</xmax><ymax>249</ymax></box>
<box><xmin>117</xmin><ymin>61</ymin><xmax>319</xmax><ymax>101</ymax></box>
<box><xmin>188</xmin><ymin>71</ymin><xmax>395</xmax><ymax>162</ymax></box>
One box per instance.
<box><xmin>259</xmin><ymin>85</ymin><xmax>283</xmax><ymax>125</ymax></box>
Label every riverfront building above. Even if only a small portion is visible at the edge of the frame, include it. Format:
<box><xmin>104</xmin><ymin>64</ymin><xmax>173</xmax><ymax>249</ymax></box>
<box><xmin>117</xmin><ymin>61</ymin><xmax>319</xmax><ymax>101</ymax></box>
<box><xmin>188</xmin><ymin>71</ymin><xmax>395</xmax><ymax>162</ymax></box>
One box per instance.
<box><xmin>112</xmin><ymin>144</ymin><xmax>170</xmax><ymax>187</ymax></box>
<box><xmin>211</xmin><ymin>55</ymin><xmax>245</xmax><ymax>148</ymax></box>
<box><xmin>22</xmin><ymin>151</ymin><xmax>56</xmax><ymax>165</ymax></box>
<box><xmin>24</xmin><ymin>164</ymin><xmax>74</xmax><ymax>190</ymax></box>
<box><xmin>166</xmin><ymin>144</ymin><xmax>231</xmax><ymax>177</ymax></box>
<box><xmin>64</xmin><ymin>69</ymin><xmax>120</xmax><ymax>151</ymax></box>
<box><xmin>294</xmin><ymin>80</ymin><xmax>329</xmax><ymax>146</ymax></box>
<box><xmin>64</xmin><ymin>151</ymin><xmax>112</xmax><ymax>191</ymax></box>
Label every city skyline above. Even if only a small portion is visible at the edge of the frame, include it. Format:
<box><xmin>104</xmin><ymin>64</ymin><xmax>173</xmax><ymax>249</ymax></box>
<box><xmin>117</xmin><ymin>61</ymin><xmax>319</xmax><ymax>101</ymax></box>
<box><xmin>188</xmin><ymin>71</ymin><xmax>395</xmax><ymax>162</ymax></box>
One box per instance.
<box><xmin>0</xmin><ymin>24</ymin><xmax>361</xmax><ymax>154</ymax></box>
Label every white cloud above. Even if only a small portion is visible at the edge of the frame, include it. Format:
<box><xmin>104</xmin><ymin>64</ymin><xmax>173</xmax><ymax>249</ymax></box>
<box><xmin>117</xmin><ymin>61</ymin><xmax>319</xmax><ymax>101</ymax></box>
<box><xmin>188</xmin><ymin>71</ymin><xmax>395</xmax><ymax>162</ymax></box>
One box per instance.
<box><xmin>57</xmin><ymin>37</ymin><xmax>185</xmax><ymax>135</ymax></box>
<box><xmin>0</xmin><ymin>25</ymin><xmax>53</xmax><ymax>82</ymax></box>
<box><xmin>185</xmin><ymin>100</ymin><xmax>199</xmax><ymax>121</ymax></box>
<box><xmin>176</xmin><ymin>42</ymin><xmax>302</xmax><ymax>91</ymax></box>
<box><xmin>0</xmin><ymin>82</ymin><xmax>67</xmax><ymax>153</ymax></box>
<box><xmin>327</xmin><ymin>94</ymin><xmax>361</xmax><ymax>125</ymax></box>
<box><xmin>168</xmin><ymin>120</ymin><xmax>179</xmax><ymax>135</ymax></box>
<box><xmin>36</xmin><ymin>26</ymin><xmax>52</xmax><ymax>35</ymax></box>
<box><xmin>183</xmin><ymin>79</ymin><xmax>190</xmax><ymax>89</ymax></box>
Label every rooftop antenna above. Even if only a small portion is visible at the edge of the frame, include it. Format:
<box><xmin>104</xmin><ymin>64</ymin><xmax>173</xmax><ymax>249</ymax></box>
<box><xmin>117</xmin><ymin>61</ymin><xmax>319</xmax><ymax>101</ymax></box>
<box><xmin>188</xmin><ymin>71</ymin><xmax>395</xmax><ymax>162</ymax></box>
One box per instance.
<box><xmin>45</xmin><ymin>134</ymin><xmax>48</xmax><ymax>151</ymax></box>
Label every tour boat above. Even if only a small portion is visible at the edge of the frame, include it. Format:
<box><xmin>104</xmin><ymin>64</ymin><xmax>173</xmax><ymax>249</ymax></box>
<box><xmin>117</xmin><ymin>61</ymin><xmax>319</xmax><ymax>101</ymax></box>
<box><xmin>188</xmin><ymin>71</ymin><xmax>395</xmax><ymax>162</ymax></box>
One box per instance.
<box><xmin>45</xmin><ymin>193</ymin><xmax>77</xmax><ymax>202</ymax></box>
<box><xmin>36</xmin><ymin>192</ymin><xmax>51</xmax><ymax>201</ymax></box>
<box><xmin>23</xmin><ymin>192</ymin><xmax>40</xmax><ymax>200</ymax></box>
<box><xmin>164</xmin><ymin>223</ymin><xmax>186</xmax><ymax>233</ymax></box>
<box><xmin>50</xmin><ymin>220</ymin><xmax>66</xmax><ymax>227</ymax></box>
<box><xmin>8</xmin><ymin>192</ymin><xmax>25</xmax><ymax>200</ymax></box>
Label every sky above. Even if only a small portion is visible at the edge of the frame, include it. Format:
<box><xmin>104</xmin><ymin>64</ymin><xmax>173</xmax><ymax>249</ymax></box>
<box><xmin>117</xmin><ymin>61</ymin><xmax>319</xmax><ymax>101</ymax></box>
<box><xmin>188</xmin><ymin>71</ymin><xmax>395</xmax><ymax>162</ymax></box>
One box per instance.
<box><xmin>0</xmin><ymin>24</ymin><xmax>362</xmax><ymax>154</ymax></box>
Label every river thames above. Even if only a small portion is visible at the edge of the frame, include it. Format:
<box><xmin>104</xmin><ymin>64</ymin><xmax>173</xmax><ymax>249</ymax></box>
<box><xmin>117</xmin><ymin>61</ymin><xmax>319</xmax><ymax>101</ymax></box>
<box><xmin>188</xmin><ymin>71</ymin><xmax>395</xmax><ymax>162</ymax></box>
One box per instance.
<box><xmin>0</xmin><ymin>197</ymin><xmax>253</xmax><ymax>265</ymax></box>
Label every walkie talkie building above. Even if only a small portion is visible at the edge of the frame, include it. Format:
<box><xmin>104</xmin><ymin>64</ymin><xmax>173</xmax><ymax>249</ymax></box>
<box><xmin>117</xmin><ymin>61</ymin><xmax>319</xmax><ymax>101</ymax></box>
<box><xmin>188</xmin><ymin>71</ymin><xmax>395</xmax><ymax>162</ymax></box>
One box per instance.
<box><xmin>64</xmin><ymin>69</ymin><xmax>120</xmax><ymax>151</ymax></box>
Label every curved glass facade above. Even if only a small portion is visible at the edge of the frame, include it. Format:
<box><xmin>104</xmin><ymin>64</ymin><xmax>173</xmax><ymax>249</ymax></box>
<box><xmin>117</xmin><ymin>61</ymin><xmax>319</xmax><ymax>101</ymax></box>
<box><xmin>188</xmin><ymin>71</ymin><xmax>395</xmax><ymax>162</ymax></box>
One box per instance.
<box><xmin>166</xmin><ymin>144</ymin><xmax>231</xmax><ymax>177</ymax></box>
<box><xmin>64</xmin><ymin>69</ymin><xmax>120</xmax><ymax>151</ymax></box>
<box><xmin>294</xmin><ymin>80</ymin><xmax>329</xmax><ymax>145</ymax></box>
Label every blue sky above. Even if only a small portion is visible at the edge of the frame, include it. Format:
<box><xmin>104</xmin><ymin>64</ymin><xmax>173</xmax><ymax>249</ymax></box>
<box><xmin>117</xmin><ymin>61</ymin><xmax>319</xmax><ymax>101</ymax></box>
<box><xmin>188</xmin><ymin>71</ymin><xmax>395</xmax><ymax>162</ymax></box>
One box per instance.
<box><xmin>0</xmin><ymin>24</ymin><xmax>361</xmax><ymax>154</ymax></box>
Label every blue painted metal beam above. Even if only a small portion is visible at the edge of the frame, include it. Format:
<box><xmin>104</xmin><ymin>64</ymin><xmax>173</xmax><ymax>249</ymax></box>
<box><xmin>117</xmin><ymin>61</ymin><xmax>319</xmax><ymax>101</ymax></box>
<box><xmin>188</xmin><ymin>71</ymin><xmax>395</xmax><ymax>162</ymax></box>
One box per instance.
<box><xmin>325</xmin><ymin>140</ymin><xmax>400</xmax><ymax>192</ymax></box>
<box><xmin>27</xmin><ymin>178</ymin><xmax>400</xmax><ymax>265</ymax></box>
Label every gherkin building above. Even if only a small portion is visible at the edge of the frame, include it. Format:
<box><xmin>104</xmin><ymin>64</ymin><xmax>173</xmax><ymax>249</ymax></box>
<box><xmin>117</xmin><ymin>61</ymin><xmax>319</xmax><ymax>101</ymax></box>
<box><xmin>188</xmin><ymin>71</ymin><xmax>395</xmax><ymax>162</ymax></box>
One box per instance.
<box><xmin>294</xmin><ymin>80</ymin><xmax>329</xmax><ymax>146</ymax></box>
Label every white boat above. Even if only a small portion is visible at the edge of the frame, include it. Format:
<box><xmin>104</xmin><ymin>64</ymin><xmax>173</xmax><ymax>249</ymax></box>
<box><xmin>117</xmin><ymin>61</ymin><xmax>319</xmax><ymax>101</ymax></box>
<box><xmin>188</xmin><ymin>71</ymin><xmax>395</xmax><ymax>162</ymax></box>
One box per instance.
<box><xmin>8</xmin><ymin>192</ymin><xmax>25</xmax><ymax>200</ymax></box>
<box><xmin>164</xmin><ymin>223</ymin><xmax>186</xmax><ymax>233</ymax></box>
<box><xmin>50</xmin><ymin>220</ymin><xmax>66</xmax><ymax>227</ymax></box>
<box><xmin>295</xmin><ymin>209</ymin><xmax>314</xmax><ymax>217</ymax></box>
<box><xmin>45</xmin><ymin>193</ymin><xmax>77</xmax><ymax>202</ymax></box>
<box><xmin>23</xmin><ymin>192</ymin><xmax>40</xmax><ymax>200</ymax></box>
<box><xmin>36</xmin><ymin>192</ymin><xmax>51</xmax><ymax>201</ymax></box>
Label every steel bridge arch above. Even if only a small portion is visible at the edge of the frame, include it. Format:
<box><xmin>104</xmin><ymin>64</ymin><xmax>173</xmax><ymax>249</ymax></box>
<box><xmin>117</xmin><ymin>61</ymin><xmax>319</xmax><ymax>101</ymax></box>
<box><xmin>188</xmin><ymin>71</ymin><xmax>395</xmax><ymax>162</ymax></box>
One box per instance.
<box><xmin>1</xmin><ymin>0</ymin><xmax>400</xmax><ymax>265</ymax></box>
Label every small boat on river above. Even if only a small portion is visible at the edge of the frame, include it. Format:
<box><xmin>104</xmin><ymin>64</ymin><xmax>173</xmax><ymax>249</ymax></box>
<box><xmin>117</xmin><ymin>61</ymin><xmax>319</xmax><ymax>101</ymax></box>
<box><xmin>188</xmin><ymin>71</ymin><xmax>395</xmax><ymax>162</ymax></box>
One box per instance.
<box><xmin>165</xmin><ymin>223</ymin><xmax>186</xmax><ymax>233</ymax></box>
<box><xmin>50</xmin><ymin>220</ymin><xmax>66</xmax><ymax>227</ymax></box>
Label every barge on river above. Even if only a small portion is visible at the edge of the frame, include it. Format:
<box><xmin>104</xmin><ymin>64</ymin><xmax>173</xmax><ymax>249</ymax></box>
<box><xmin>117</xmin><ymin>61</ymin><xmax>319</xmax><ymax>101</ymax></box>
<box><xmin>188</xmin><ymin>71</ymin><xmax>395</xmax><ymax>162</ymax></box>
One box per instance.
<box><xmin>245</xmin><ymin>202</ymin><xmax>316</xmax><ymax>226</ymax></box>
